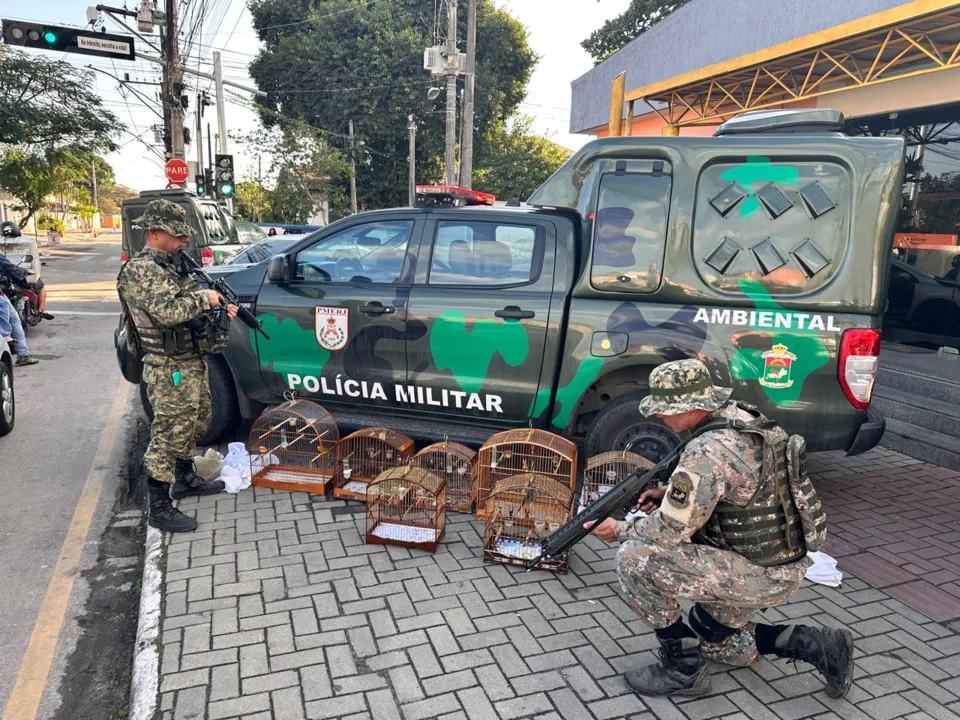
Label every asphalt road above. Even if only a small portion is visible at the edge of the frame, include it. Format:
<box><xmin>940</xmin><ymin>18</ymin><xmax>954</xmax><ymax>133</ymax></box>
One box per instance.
<box><xmin>0</xmin><ymin>234</ymin><xmax>142</xmax><ymax>719</ymax></box>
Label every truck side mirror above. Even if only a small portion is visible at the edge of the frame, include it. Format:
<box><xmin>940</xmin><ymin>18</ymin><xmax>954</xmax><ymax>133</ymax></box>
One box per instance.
<box><xmin>267</xmin><ymin>254</ymin><xmax>290</xmax><ymax>284</ymax></box>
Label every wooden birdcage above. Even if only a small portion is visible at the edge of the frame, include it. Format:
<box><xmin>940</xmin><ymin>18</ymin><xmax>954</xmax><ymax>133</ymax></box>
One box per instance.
<box><xmin>333</xmin><ymin>427</ymin><xmax>415</xmax><ymax>501</ymax></box>
<box><xmin>410</xmin><ymin>441</ymin><xmax>477</xmax><ymax>512</ymax></box>
<box><xmin>483</xmin><ymin>472</ymin><xmax>574</xmax><ymax>573</ymax></box>
<box><xmin>474</xmin><ymin>429</ymin><xmax>577</xmax><ymax>519</ymax></box>
<box><xmin>248</xmin><ymin>399</ymin><xmax>339</xmax><ymax>495</ymax></box>
<box><xmin>366</xmin><ymin>466</ymin><xmax>446</xmax><ymax>552</ymax></box>
<box><xmin>581</xmin><ymin>450</ymin><xmax>654</xmax><ymax>513</ymax></box>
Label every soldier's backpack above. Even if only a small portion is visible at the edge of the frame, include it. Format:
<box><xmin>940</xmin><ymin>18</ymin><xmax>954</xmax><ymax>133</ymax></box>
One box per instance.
<box><xmin>115</xmin><ymin>262</ymin><xmax>144</xmax><ymax>384</ymax></box>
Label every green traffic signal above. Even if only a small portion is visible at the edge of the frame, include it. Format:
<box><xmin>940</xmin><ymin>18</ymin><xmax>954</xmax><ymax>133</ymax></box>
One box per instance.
<box><xmin>42</xmin><ymin>30</ymin><xmax>56</xmax><ymax>43</ymax></box>
<box><xmin>220</xmin><ymin>183</ymin><xmax>234</xmax><ymax>197</ymax></box>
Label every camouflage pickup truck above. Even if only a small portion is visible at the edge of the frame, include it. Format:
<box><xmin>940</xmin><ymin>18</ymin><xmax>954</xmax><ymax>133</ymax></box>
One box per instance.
<box><xmin>124</xmin><ymin>109</ymin><xmax>905</xmax><ymax>463</ymax></box>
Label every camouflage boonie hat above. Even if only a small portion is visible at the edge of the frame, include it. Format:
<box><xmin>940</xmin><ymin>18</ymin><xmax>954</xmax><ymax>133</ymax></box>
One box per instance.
<box><xmin>639</xmin><ymin>359</ymin><xmax>732</xmax><ymax>417</ymax></box>
<box><xmin>134</xmin><ymin>199</ymin><xmax>191</xmax><ymax>238</ymax></box>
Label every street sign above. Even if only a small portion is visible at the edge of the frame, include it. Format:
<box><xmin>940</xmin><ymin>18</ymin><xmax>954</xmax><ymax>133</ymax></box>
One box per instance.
<box><xmin>164</xmin><ymin>159</ymin><xmax>190</xmax><ymax>185</ymax></box>
<box><xmin>1</xmin><ymin>19</ymin><xmax>136</xmax><ymax>61</ymax></box>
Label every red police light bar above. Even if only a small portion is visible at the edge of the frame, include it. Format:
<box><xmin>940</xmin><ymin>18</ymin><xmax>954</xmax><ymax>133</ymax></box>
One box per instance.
<box><xmin>415</xmin><ymin>185</ymin><xmax>496</xmax><ymax>207</ymax></box>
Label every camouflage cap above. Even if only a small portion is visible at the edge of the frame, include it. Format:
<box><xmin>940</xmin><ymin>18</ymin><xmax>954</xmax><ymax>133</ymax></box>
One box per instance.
<box><xmin>134</xmin><ymin>199</ymin><xmax>191</xmax><ymax>238</ymax></box>
<box><xmin>639</xmin><ymin>359</ymin><xmax>732</xmax><ymax>417</ymax></box>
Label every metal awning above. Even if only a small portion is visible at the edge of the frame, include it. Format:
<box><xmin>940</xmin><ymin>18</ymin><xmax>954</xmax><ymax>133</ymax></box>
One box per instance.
<box><xmin>620</xmin><ymin>0</ymin><xmax>960</xmax><ymax>129</ymax></box>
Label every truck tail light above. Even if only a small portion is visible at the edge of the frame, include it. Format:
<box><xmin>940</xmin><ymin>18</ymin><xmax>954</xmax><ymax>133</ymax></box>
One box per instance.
<box><xmin>838</xmin><ymin>328</ymin><xmax>881</xmax><ymax>410</ymax></box>
<box><xmin>120</xmin><ymin>252</ymin><xmax>128</xmax><ymax>263</ymax></box>
<box><xmin>200</xmin><ymin>248</ymin><xmax>214</xmax><ymax>267</ymax></box>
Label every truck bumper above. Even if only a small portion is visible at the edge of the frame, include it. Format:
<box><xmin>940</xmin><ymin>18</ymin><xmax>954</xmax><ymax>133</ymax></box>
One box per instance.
<box><xmin>845</xmin><ymin>405</ymin><xmax>885</xmax><ymax>456</ymax></box>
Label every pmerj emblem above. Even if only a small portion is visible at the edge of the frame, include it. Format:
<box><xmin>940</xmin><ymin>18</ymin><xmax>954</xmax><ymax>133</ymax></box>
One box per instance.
<box><xmin>315</xmin><ymin>306</ymin><xmax>349</xmax><ymax>351</ymax></box>
<box><xmin>760</xmin><ymin>343</ymin><xmax>797</xmax><ymax>389</ymax></box>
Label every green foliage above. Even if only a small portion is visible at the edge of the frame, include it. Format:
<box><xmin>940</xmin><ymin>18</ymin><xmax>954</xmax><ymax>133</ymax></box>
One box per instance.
<box><xmin>270</xmin><ymin>170</ymin><xmax>316</xmax><ymax>224</ymax></box>
<box><xmin>581</xmin><ymin>0</ymin><xmax>692</xmax><ymax>64</ymax></box>
<box><xmin>234</xmin><ymin>180</ymin><xmax>272</xmax><ymax>222</ymax></box>
<box><xmin>35</xmin><ymin>213</ymin><xmax>65</xmax><ymax>233</ymax></box>
<box><xmin>0</xmin><ymin>47</ymin><xmax>120</xmax><ymax>150</ymax></box>
<box><xmin>0</xmin><ymin>147</ymin><xmax>82</xmax><ymax>225</ymax></box>
<box><xmin>247</xmin><ymin>0</ymin><xmax>537</xmax><ymax>209</ymax></box>
<box><xmin>913</xmin><ymin>171</ymin><xmax>960</xmax><ymax>234</ymax></box>
<box><xmin>474</xmin><ymin>116</ymin><xmax>572</xmax><ymax>201</ymax></box>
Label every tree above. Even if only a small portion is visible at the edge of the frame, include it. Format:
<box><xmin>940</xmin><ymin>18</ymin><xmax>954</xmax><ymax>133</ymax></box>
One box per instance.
<box><xmin>0</xmin><ymin>146</ymin><xmax>88</xmax><ymax>226</ymax></box>
<box><xmin>0</xmin><ymin>48</ymin><xmax>120</xmax><ymax>150</ymax></box>
<box><xmin>248</xmin><ymin>0</ymin><xmax>536</xmax><ymax>209</ymax></box>
<box><xmin>581</xmin><ymin>0</ymin><xmax>692</xmax><ymax>64</ymax></box>
<box><xmin>474</xmin><ymin>116</ymin><xmax>572</xmax><ymax>201</ymax></box>
<box><xmin>913</xmin><ymin>171</ymin><xmax>960</xmax><ymax>234</ymax></box>
<box><xmin>235</xmin><ymin>180</ymin><xmax>272</xmax><ymax>222</ymax></box>
<box><xmin>98</xmin><ymin>184</ymin><xmax>138</xmax><ymax>215</ymax></box>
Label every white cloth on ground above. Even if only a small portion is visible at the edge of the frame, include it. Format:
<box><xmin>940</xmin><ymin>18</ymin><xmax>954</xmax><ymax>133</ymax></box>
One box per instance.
<box><xmin>804</xmin><ymin>550</ymin><xmax>842</xmax><ymax>587</ymax></box>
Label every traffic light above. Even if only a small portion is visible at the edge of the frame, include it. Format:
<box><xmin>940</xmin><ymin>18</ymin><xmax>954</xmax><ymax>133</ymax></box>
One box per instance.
<box><xmin>1</xmin><ymin>19</ymin><xmax>136</xmax><ymax>60</ymax></box>
<box><xmin>195</xmin><ymin>174</ymin><xmax>206</xmax><ymax>196</ymax></box>
<box><xmin>215</xmin><ymin>154</ymin><xmax>235</xmax><ymax>198</ymax></box>
<box><xmin>204</xmin><ymin>168</ymin><xmax>214</xmax><ymax>198</ymax></box>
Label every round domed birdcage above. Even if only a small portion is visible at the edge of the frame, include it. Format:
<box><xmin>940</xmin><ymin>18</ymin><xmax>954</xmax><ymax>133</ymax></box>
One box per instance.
<box><xmin>333</xmin><ymin>427</ymin><xmax>415</xmax><ymax>501</ymax></box>
<box><xmin>247</xmin><ymin>399</ymin><xmax>339</xmax><ymax>495</ymax></box>
<box><xmin>410</xmin><ymin>441</ymin><xmax>477</xmax><ymax>512</ymax></box>
<box><xmin>474</xmin><ymin>429</ymin><xmax>577</xmax><ymax>520</ymax></box>
<box><xmin>581</xmin><ymin>450</ymin><xmax>654</xmax><ymax>512</ymax></box>
<box><xmin>483</xmin><ymin>472</ymin><xmax>574</xmax><ymax>573</ymax></box>
<box><xmin>366</xmin><ymin>465</ymin><xmax>446</xmax><ymax>552</ymax></box>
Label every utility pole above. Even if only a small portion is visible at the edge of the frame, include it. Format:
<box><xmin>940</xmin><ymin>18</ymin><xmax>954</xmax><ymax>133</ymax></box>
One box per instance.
<box><xmin>207</xmin><ymin>124</ymin><xmax>213</xmax><ymax>174</ymax></box>
<box><xmin>196</xmin><ymin>92</ymin><xmax>205</xmax><ymax>179</ymax></box>
<box><xmin>91</xmin><ymin>158</ymin><xmax>99</xmax><ymax>209</ymax></box>
<box><xmin>408</xmin><ymin>115</ymin><xmax>417</xmax><ymax>207</ymax></box>
<box><xmin>213</xmin><ymin>52</ymin><xmax>228</xmax><ymax>154</ymax></box>
<box><xmin>164</xmin><ymin>0</ymin><xmax>185</xmax><ymax>159</ymax></box>
<box><xmin>444</xmin><ymin>0</ymin><xmax>458</xmax><ymax>186</ymax></box>
<box><xmin>459</xmin><ymin>0</ymin><xmax>477</xmax><ymax>189</ymax></box>
<box><xmin>348</xmin><ymin>119</ymin><xmax>358</xmax><ymax>214</ymax></box>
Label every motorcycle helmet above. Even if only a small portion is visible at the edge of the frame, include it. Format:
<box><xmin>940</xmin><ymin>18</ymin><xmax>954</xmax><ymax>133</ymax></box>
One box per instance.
<box><xmin>1</xmin><ymin>221</ymin><xmax>21</xmax><ymax>238</ymax></box>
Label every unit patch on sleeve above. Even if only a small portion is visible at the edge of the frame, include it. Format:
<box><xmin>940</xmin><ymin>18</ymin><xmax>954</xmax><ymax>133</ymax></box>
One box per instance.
<box><xmin>667</xmin><ymin>475</ymin><xmax>693</xmax><ymax>508</ymax></box>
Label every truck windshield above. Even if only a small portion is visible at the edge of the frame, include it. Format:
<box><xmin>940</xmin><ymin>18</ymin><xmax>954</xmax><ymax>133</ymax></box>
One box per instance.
<box><xmin>591</xmin><ymin>172</ymin><xmax>671</xmax><ymax>293</ymax></box>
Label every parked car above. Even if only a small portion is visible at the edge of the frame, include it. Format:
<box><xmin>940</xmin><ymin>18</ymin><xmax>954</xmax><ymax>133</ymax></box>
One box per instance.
<box><xmin>223</xmin><ymin>236</ymin><xmax>300</xmax><ymax>268</ymax></box>
<box><xmin>0</xmin><ymin>337</ymin><xmax>14</xmax><ymax>436</ymax></box>
<box><xmin>258</xmin><ymin>224</ymin><xmax>324</xmax><ymax>236</ymax></box>
<box><xmin>117</xmin><ymin>108</ymin><xmax>904</xmax><ymax>461</ymax></box>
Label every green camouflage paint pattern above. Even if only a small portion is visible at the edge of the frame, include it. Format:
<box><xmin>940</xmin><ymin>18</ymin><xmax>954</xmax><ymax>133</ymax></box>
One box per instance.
<box><xmin>530</xmin><ymin>354</ymin><xmax>605</xmax><ymax>427</ymax></box>
<box><xmin>429</xmin><ymin>310</ymin><xmax>529</xmax><ymax>394</ymax></box>
<box><xmin>729</xmin><ymin>278</ymin><xmax>830</xmax><ymax>406</ymax></box>
<box><xmin>251</xmin><ymin>313</ymin><xmax>330</xmax><ymax>377</ymax></box>
<box><xmin>720</xmin><ymin>156</ymin><xmax>800</xmax><ymax>217</ymax></box>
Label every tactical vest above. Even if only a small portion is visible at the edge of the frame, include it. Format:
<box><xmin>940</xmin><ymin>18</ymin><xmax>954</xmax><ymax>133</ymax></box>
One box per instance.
<box><xmin>692</xmin><ymin>405</ymin><xmax>819</xmax><ymax>567</ymax></box>
<box><xmin>118</xmin><ymin>255</ymin><xmax>228</xmax><ymax>361</ymax></box>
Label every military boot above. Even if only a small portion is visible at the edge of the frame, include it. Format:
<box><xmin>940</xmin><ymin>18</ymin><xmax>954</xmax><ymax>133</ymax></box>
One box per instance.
<box><xmin>147</xmin><ymin>480</ymin><xmax>198</xmax><ymax>533</ymax></box>
<box><xmin>624</xmin><ymin>638</ymin><xmax>711</xmax><ymax>698</ymax></box>
<box><xmin>172</xmin><ymin>458</ymin><xmax>225</xmax><ymax>500</ymax></box>
<box><xmin>772</xmin><ymin>626</ymin><xmax>854</xmax><ymax>698</ymax></box>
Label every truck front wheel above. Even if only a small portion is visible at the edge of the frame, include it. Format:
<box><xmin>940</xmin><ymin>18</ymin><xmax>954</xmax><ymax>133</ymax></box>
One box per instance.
<box><xmin>584</xmin><ymin>390</ymin><xmax>680</xmax><ymax>463</ymax></box>
<box><xmin>138</xmin><ymin>356</ymin><xmax>242</xmax><ymax>446</ymax></box>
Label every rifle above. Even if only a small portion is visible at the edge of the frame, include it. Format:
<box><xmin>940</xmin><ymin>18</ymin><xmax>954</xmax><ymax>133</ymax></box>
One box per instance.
<box><xmin>178</xmin><ymin>252</ymin><xmax>270</xmax><ymax>340</ymax></box>
<box><xmin>524</xmin><ymin>417</ymin><xmax>738</xmax><ymax>570</ymax></box>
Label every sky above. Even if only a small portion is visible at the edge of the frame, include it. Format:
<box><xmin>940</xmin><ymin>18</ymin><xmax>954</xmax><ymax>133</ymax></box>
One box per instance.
<box><xmin>3</xmin><ymin>0</ymin><xmax>632</xmax><ymax>191</ymax></box>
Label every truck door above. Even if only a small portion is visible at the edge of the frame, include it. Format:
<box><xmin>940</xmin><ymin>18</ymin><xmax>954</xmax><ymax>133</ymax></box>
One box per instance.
<box><xmin>253</xmin><ymin>216</ymin><xmax>421</xmax><ymax>410</ymax></box>
<box><xmin>404</xmin><ymin>216</ymin><xmax>556</xmax><ymax>423</ymax></box>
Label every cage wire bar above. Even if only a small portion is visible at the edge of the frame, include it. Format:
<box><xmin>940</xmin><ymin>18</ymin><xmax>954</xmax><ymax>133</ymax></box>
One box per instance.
<box><xmin>581</xmin><ymin>450</ymin><xmax>654</xmax><ymax>512</ymax></box>
<box><xmin>410</xmin><ymin>440</ymin><xmax>477</xmax><ymax>512</ymax></box>
<box><xmin>366</xmin><ymin>465</ymin><xmax>447</xmax><ymax>552</ymax></box>
<box><xmin>473</xmin><ymin>429</ymin><xmax>577</xmax><ymax>520</ymax></box>
<box><xmin>248</xmin><ymin>399</ymin><xmax>339</xmax><ymax>495</ymax></box>
<box><xmin>333</xmin><ymin>427</ymin><xmax>415</xmax><ymax>501</ymax></box>
<box><xmin>483</xmin><ymin>472</ymin><xmax>575</xmax><ymax>573</ymax></box>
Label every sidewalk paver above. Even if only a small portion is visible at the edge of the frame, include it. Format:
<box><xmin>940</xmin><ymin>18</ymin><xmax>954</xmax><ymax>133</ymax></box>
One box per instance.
<box><xmin>154</xmin><ymin>446</ymin><xmax>960</xmax><ymax>720</ymax></box>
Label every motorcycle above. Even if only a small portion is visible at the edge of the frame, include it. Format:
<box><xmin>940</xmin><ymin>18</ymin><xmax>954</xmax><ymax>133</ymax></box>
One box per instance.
<box><xmin>0</xmin><ymin>266</ymin><xmax>41</xmax><ymax>329</ymax></box>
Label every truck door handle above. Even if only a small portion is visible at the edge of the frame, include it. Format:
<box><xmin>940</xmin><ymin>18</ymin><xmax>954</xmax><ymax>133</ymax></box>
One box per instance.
<box><xmin>359</xmin><ymin>302</ymin><xmax>395</xmax><ymax>316</ymax></box>
<box><xmin>495</xmin><ymin>306</ymin><xmax>535</xmax><ymax>320</ymax></box>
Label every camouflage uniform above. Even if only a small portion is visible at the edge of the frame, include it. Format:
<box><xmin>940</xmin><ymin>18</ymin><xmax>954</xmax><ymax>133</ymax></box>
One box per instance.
<box><xmin>616</xmin><ymin>360</ymin><xmax>811</xmax><ymax>664</ymax></box>
<box><xmin>117</xmin><ymin>200</ymin><xmax>213</xmax><ymax>484</ymax></box>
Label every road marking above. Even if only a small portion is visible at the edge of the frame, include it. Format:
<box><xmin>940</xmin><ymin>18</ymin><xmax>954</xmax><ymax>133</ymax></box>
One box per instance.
<box><xmin>77</xmin><ymin>256</ymin><xmax>94</xmax><ymax>263</ymax></box>
<box><xmin>2</xmin><ymin>383</ymin><xmax>130</xmax><ymax>720</ymax></box>
<box><xmin>45</xmin><ymin>310</ymin><xmax>118</xmax><ymax>316</ymax></box>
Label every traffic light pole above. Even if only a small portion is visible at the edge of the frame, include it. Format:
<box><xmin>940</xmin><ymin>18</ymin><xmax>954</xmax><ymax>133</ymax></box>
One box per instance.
<box><xmin>213</xmin><ymin>51</ymin><xmax>232</xmax><ymax>210</ymax></box>
<box><xmin>164</xmin><ymin>0</ymin><xmax>185</xmax><ymax>160</ymax></box>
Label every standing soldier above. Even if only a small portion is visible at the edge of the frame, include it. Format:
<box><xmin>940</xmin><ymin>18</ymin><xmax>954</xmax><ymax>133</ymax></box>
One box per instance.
<box><xmin>117</xmin><ymin>199</ymin><xmax>237</xmax><ymax>533</ymax></box>
<box><xmin>588</xmin><ymin>359</ymin><xmax>853</xmax><ymax>699</ymax></box>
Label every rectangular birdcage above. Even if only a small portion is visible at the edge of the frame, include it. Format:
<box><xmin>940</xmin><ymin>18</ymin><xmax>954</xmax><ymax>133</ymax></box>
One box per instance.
<box><xmin>333</xmin><ymin>427</ymin><xmax>415</xmax><ymax>501</ymax></box>
<box><xmin>248</xmin><ymin>400</ymin><xmax>339</xmax><ymax>495</ymax></box>
<box><xmin>410</xmin><ymin>440</ymin><xmax>477</xmax><ymax>512</ymax></box>
<box><xmin>474</xmin><ymin>429</ymin><xmax>577</xmax><ymax>520</ymax></box>
<box><xmin>483</xmin><ymin>472</ymin><xmax>574</xmax><ymax>573</ymax></box>
<box><xmin>581</xmin><ymin>450</ymin><xmax>654</xmax><ymax>513</ymax></box>
<box><xmin>366</xmin><ymin>466</ymin><xmax>446</xmax><ymax>552</ymax></box>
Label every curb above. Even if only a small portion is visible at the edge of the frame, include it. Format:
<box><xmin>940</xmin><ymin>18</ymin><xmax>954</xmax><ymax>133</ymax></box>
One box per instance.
<box><xmin>129</xmin><ymin>524</ymin><xmax>164</xmax><ymax>720</ymax></box>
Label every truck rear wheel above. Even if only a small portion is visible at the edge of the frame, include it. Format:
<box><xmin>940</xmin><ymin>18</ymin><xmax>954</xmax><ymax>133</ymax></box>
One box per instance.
<box><xmin>584</xmin><ymin>390</ymin><xmax>680</xmax><ymax>463</ymax></box>
<box><xmin>138</xmin><ymin>356</ymin><xmax>241</xmax><ymax>446</ymax></box>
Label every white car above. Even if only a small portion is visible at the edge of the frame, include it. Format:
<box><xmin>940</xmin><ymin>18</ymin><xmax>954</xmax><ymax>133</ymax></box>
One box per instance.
<box><xmin>0</xmin><ymin>337</ymin><xmax>14</xmax><ymax>436</ymax></box>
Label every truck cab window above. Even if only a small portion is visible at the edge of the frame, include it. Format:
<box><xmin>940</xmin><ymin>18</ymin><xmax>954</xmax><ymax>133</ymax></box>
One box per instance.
<box><xmin>430</xmin><ymin>221</ymin><xmax>540</xmax><ymax>286</ymax></box>
<box><xmin>295</xmin><ymin>220</ymin><xmax>413</xmax><ymax>283</ymax></box>
<box><xmin>591</xmin><ymin>172</ymin><xmax>671</xmax><ymax>293</ymax></box>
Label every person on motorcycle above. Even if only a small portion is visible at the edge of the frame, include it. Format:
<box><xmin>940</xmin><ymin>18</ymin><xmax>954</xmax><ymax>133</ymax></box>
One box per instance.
<box><xmin>0</xmin><ymin>292</ymin><xmax>38</xmax><ymax>366</ymax></box>
<box><xmin>0</xmin><ymin>221</ymin><xmax>53</xmax><ymax>319</ymax></box>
